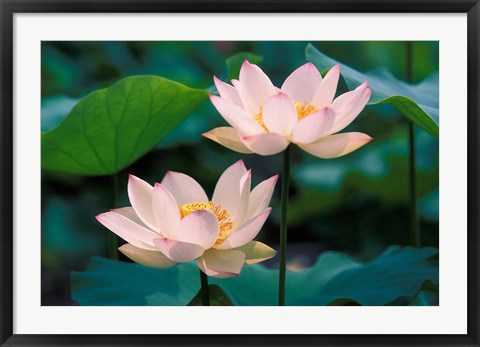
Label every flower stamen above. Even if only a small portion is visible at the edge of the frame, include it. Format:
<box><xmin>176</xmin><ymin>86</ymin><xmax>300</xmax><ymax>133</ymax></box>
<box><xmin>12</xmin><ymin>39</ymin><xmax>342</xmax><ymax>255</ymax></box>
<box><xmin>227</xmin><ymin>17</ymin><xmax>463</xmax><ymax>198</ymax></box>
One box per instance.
<box><xmin>179</xmin><ymin>202</ymin><xmax>212</xmax><ymax>218</ymax></box>
<box><xmin>210</xmin><ymin>204</ymin><xmax>233</xmax><ymax>247</ymax></box>
<box><xmin>179</xmin><ymin>201</ymin><xmax>233</xmax><ymax>247</ymax></box>
<box><xmin>295</xmin><ymin>101</ymin><xmax>317</xmax><ymax>120</ymax></box>
<box><xmin>255</xmin><ymin>106</ymin><xmax>269</xmax><ymax>132</ymax></box>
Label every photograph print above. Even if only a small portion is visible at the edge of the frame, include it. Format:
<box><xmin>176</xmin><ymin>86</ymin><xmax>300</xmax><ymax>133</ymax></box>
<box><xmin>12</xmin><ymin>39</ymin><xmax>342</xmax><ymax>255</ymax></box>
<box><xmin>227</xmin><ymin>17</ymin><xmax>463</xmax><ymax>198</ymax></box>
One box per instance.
<box><xmin>40</xmin><ymin>40</ymin><xmax>439</xmax><ymax>306</ymax></box>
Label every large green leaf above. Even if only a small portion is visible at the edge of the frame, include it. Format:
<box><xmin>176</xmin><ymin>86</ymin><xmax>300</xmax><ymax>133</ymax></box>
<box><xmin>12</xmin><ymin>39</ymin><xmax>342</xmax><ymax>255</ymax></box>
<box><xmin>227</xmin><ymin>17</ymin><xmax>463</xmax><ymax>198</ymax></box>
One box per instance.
<box><xmin>188</xmin><ymin>285</ymin><xmax>234</xmax><ymax>306</ymax></box>
<box><xmin>305</xmin><ymin>44</ymin><xmax>439</xmax><ymax>137</ymax></box>
<box><xmin>71</xmin><ymin>246</ymin><xmax>438</xmax><ymax>306</ymax></box>
<box><xmin>42</xmin><ymin>76</ymin><xmax>209</xmax><ymax>175</ymax></box>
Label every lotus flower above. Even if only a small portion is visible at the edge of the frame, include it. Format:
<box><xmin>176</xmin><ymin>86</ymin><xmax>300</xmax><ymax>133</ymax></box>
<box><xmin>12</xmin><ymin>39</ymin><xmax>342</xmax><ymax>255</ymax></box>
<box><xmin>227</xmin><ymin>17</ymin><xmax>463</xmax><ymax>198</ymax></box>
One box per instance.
<box><xmin>204</xmin><ymin>61</ymin><xmax>372</xmax><ymax>158</ymax></box>
<box><xmin>96</xmin><ymin>160</ymin><xmax>277</xmax><ymax>278</ymax></box>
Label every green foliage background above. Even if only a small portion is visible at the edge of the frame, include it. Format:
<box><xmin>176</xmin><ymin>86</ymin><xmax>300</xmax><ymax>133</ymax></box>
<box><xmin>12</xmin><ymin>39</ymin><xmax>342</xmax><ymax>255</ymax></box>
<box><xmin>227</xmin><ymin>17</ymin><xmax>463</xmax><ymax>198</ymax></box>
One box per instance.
<box><xmin>41</xmin><ymin>41</ymin><xmax>439</xmax><ymax>305</ymax></box>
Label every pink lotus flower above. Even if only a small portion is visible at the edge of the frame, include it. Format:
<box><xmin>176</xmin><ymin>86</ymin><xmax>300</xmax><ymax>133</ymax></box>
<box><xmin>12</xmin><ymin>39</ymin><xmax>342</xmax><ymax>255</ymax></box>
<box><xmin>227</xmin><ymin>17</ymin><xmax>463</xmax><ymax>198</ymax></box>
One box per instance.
<box><xmin>204</xmin><ymin>61</ymin><xmax>372</xmax><ymax>158</ymax></box>
<box><xmin>96</xmin><ymin>160</ymin><xmax>277</xmax><ymax>278</ymax></box>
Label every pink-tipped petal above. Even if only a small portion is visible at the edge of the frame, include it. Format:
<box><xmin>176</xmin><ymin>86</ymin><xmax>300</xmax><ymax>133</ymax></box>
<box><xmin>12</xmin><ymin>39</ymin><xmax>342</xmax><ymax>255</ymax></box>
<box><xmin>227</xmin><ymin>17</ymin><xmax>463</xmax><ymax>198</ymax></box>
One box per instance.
<box><xmin>202</xmin><ymin>127</ymin><xmax>254</xmax><ymax>154</ymax></box>
<box><xmin>299</xmin><ymin>132</ymin><xmax>373</xmax><ymax>159</ymax></box>
<box><xmin>96</xmin><ymin>211</ymin><xmax>158</xmax><ymax>250</ymax></box>
<box><xmin>213</xmin><ymin>76</ymin><xmax>243</xmax><ymax>107</ymax></box>
<box><xmin>281</xmin><ymin>62</ymin><xmax>322</xmax><ymax>103</ymax></box>
<box><xmin>262</xmin><ymin>93</ymin><xmax>298</xmax><ymax>136</ymax></box>
<box><xmin>331</xmin><ymin>82</ymin><xmax>368</xmax><ymax>114</ymax></box>
<box><xmin>329</xmin><ymin>83</ymin><xmax>371</xmax><ymax>134</ymax></box>
<box><xmin>161</xmin><ymin>171</ymin><xmax>208</xmax><ymax>206</ymax></box>
<box><xmin>290</xmin><ymin>107</ymin><xmax>336</xmax><ymax>144</ymax></box>
<box><xmin>238</xmin><ymin>60</ymin><xmax>278</xmax><ymax>115</ymax></box>
<box><xmin>242</xmin><ymin>133</ymin><xmax>289</xmax><ymax>156</ymax></box>
<box><xmin>210</xmin><ymin>95</ymin><xmax>264</xmax><ymax>136</ymax></box>
<box><xmin>153</xmin><ymin>238</ymin><xmax>205</xmax><ymax>263</ymax></box>
<box><xmin>177</xmin><ymin>210</ymin><xmax>219</xmax><ymax>249</ymax></box>
<box><xmin>243</xmin><ymin>175</ymin><xmax>278</xmax><ymax>222</ymax></box>
<box><xmin>197</xmin><ymin>248</ymin><xmax>246</xmax><ymax>278</ymax></box>
<box><xmin>216</xmin><ymin>208</ymin><xmax>272</xmax><ymax>250</ymax></box>
<box><xmin>311</xmin><ymin>64</ymin><xmax>341</xmax><ymax>109</ymax></box>
<box><xmin>212</xmin><ymin>160</ymin><xmax>248</xmax><ymax>227</ymax></box>
<box><xmin>152</xmin><ymin>183</ymin><xmax>181</xmax><ymax>240</ymax></box>
<box><xmin>127</xmin><ymin>175</ymin><xmax>158</xmax><ymax>232</ymax></box>
<box><xmin>234</xmin><ymin>241</ymin><xmax>277</xmax><ymax>265</ymax></box>
<box><xmin>118</xmin><ymin>244</ymin><xmax>176</xmax><ymax>269</ymax></box>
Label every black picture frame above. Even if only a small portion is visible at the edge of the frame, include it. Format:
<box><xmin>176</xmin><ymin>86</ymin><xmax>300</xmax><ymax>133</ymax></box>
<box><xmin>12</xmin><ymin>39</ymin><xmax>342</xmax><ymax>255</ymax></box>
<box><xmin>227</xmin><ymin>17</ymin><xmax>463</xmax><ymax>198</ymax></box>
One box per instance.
<box><xmin>1</xmin><ymin>1</ymin><xmax>479</xmax><ymax>346</ymax></box>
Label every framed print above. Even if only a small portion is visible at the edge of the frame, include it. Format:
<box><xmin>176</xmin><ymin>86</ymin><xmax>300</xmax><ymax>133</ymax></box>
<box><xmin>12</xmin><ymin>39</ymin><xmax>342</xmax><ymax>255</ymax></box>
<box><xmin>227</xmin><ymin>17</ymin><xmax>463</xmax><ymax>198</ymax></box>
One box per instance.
<box><xmin>1</xmin><ymin>1</ymin><xmax>479</xmax><ymax>346</ymax></box>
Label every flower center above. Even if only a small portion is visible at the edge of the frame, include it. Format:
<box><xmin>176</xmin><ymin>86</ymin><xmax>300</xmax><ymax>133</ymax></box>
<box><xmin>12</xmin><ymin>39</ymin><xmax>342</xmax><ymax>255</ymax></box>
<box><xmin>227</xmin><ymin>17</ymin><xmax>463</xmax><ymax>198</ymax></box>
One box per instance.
<box><xmin>255</xmin><ymin>102</ymin><xmax>318</xmax><ymax>131</ymax></box>
<box><xmin>255</xmin><ymin>106</ymin><xmax>269</xmax><ymax>132</ymax></box>
<box><xmin>294</xmin><ymin>101</ymin><xmax>318</xmax><ymax>120</ymax></box>
<box><xmin>179</xmin><ymin>201</ymin><xmax>233</xmax><ymax>247</ymax></box>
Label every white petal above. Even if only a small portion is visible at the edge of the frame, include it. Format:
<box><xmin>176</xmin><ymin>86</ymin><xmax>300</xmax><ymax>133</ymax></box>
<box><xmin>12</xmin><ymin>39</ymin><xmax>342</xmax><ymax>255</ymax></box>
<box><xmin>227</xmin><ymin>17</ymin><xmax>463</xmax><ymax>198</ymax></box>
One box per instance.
<box><xmin>161</xmin><ymin>171</ymin><xmax>208</xmax><ymax>206</ymax></box>
<box><xmin>118</xmin><ymin>244</ymin><xmax>176</xmax><ymax>269</ymax></box>
<box><xmin>262</xmin><ymin>93</ymin><xmax>298</xmax><ymax>136</ymax></box>
<box><xmin>243</xmin><ymin>175</ymin><xmax>278</xmax><ymax>222</ymax></box>
<box><xmin>111</xmin><ymin>207</ymin><xmax>148</xmax><ymax>228</ymax></box>
<box><xmin>96</xmin><ymin>211</ymin><xmax>158</xmax><ymax>250</ymax></box>
<box><xmin>311</xmin><ymin>64</ymin><xmax>340</xmax><ymax>109</ymax></box>
<box><xmin>242</xmin><ymin>133</ymin><xmax>289</xmax><ymax>156</ymax></box>
<box><xmin>233</xmin><ymin>170</ymin><xmax>252</xmax><ymax>229</ymax></box>
<box><xmin>329</xmin><ymin>82</ymin><xmax>371</xmax><ymax>134</ymax></box>
<box><xmin>152</xmin><ymin>183</ymin><xmax>180</xmax><ymax>240</ymax></box>
<box><xmin>230</xmin><ymin>79</ymin><xmax>255</xmax><ymax>115</ymax></box>
<box><xmin>299</xmin><ymin>132</ymin><xmax>373</xmax><ymax>159</ymax></box>
<box><xmin>234</xmin><ymin>241</ymin><xmax>277</xmax><ymax>264</ymax></box>
<box><xmin>210</xmin><ymin>95</ymin><xmax>264</xmax><ymax>136</ymax></box>
<box><xmin>281</xmin><ymin>62</ymin><xmax>322</xmax><ymax>103</ymax></box>
<box><xmin>177</xmin><ymin>210</ymin><xmax>219</xmax><ymax>249</ymax></box>
<box><xmin>127</xmin><ymin>175</ymin><xmax>158</xmax><ymax>232</ymax></box>
<box><xmin>213</xmin><ymin>75</ymin><xmax>243</xmax><ymax>107</ymax></box>
<box><xmin>202</xmin><ymin>127</ymin><xmax>254</xmax><ymax>154</ymax></box>
<box><xmin>290</xmin><ymin>107</ymin><xmax>336</xmax><ymax>144</ymax></box>
<box><xmin>216</xmin><ymin>208</ymin><xmax>271</xmax><ymax>250</ymax></box>
<box><xmin>197</xmin><ymin>248</ymin><xmax>246</xmax><ymax>278</ymax></box>
<box><xmin>153</xmin><ymin>238</ymin><xmax>205</xmax><ymax>263</ymax></box>
<box><xmin>212</xmin><ymin>160</ymin><xmax>247</xmax><ymax>225</ymax></box>
<box><xmin>237</xmin><ymin>60</ymin><xmax>278</xmax><ymax>115</ymax></box>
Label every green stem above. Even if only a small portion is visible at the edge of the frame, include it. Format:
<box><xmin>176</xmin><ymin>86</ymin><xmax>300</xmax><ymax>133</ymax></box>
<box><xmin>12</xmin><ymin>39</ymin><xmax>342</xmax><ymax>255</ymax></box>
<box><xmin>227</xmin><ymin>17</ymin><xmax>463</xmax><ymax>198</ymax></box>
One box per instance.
<box><xmin>408</xmin><ymin>122</ymin><xmax>420</xmax><ymax>247</ymax></box>
<box><xmin>279</xmin><ymin>145</ymin><xmax>291</xmax><ymax>306</ymax></box>
<box><xmin>406</xmin><ymin>41</ymin><xmax>421</xmax><ymax>248</ymax></box>
<box><xmin>108</xmin><ymin>173</ymin><xmax>120</xmax><ymax>260</ymax></box>
<box><xmin>200</xmin><ymin>270</ymin><xmax>210</xmax><ymax>306</ymax></box>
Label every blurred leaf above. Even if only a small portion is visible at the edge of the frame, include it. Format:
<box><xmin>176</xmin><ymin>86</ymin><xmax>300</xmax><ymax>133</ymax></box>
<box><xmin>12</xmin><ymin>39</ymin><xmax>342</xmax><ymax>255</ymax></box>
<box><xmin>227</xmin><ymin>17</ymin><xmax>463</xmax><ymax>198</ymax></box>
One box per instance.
<box><xmin>295</xmin><ymin>246</ymin><xmax>438</xmax><ymax>305</ymax></box>
<box><xmin>72</xmin><ymin>246</ymin><xmax>438</xmax><ymax>306</ymax></box>
<box><xmin>72</xmin><ymin>260</ymin><xmax>182</xmax><ymax>306</ymax></box>
<box><xmin>42</xmin><ymin>199</ymin><xmax>104</xmax><ymax>259</ymax></box>
<box><xmin>41</xmin><ymin>95</ymin><xmax>79</xmax><ymax>132</ymax></box>
<box><xmin>157</xmin><ymin>103</ymin><xmax>218</xmax><ymax>149</ymax></box>
<box><xmin>188</xmin><ymin>285</ymin><xmax>234</xmax><ymax>306</ymax></box>
<box><xmin>294</xmin><ymin>161</ymin><xmax>349</xmax><ymax>193</ymax></box>
<box><xmin>42</xmin><ymin>76</ymin><xmax>209</xmax><ymax>175</ymax></box>
<box><xmin>289</xmin><ymin>129</ymin><xmax>438</xmax><ymax>225</ymax></box>
<box><xmin>408</xmin><ymin>291</ymin><xmax>438</xmax><ymax>306</ymax></box>
<box><xmin>420</xmin><ymin>189</ymin><xmax>439</xmax><ymax>222</ymax></box>
<box><xmin>226</xmin><ymin>52</ymin><xmax>263</xmax><ymax>81</ymax></box>
<box><xmin>41</xmin><ymin>44</ymin><xmax>83</xmax><ymax>96</ymax></box>
<box><xmin>306</xmin><ymin>44</ymin><xmax>439</xmax><ymax>137</ymax></box>
<box><xmin>140</xmin><ymin>44</ymin><xmax>209</xmax><ymax>86</ymax></box>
